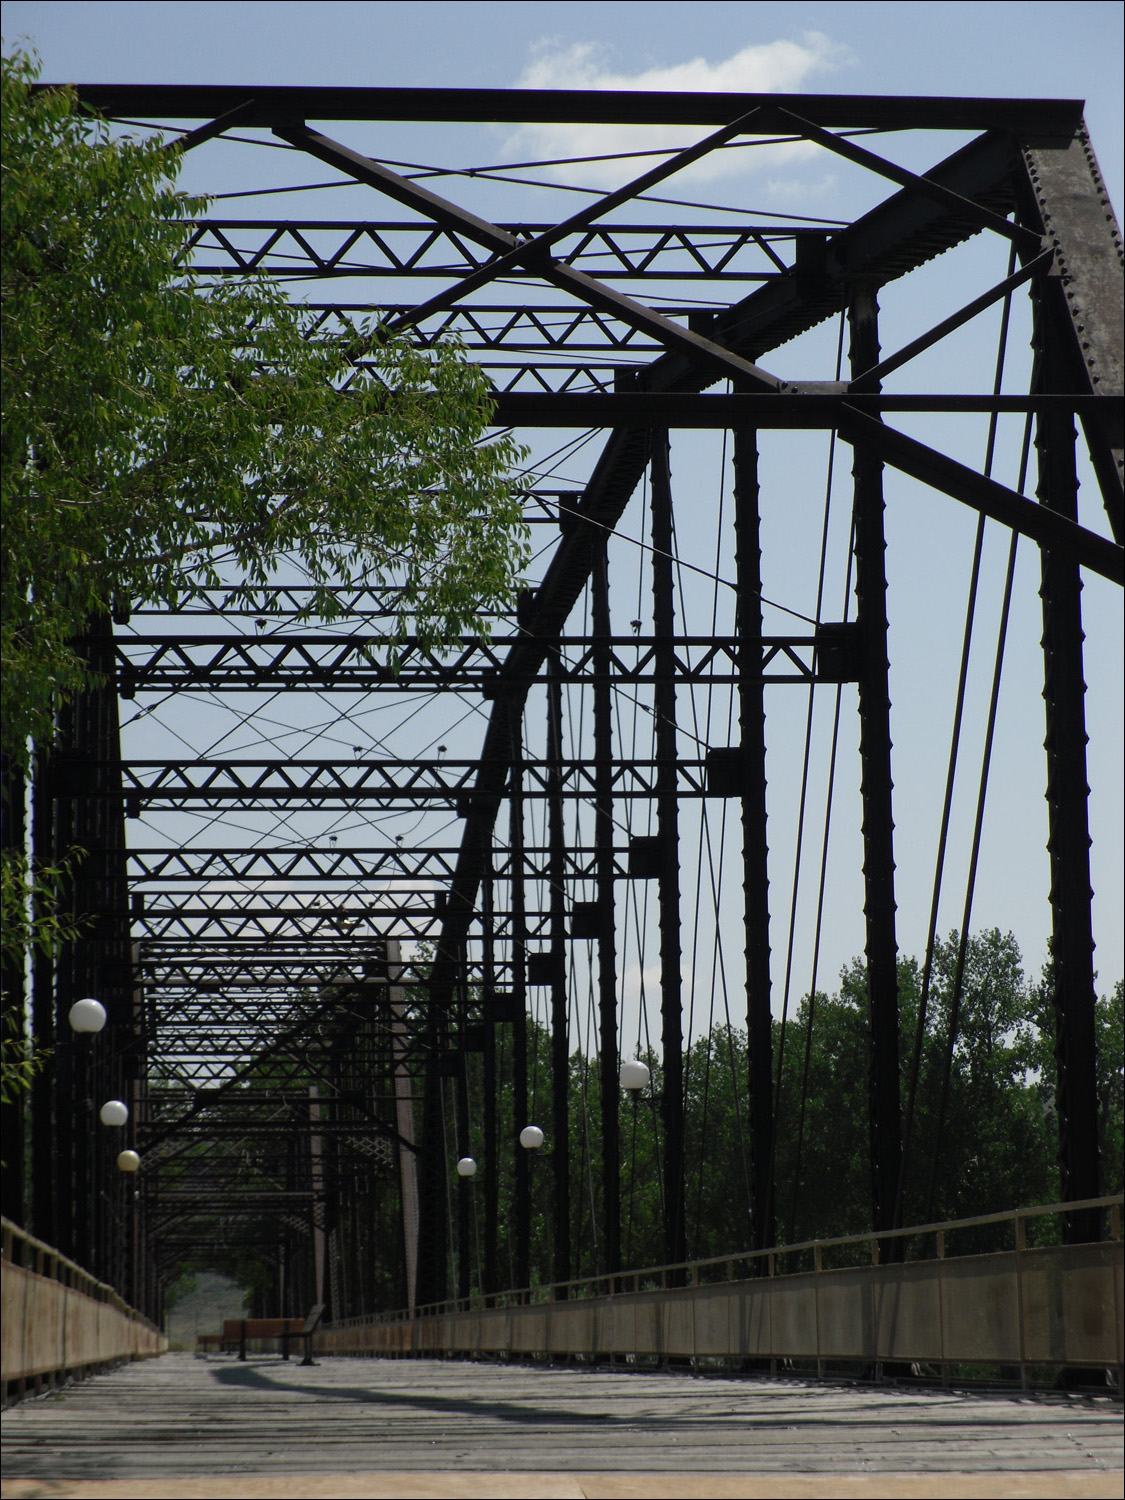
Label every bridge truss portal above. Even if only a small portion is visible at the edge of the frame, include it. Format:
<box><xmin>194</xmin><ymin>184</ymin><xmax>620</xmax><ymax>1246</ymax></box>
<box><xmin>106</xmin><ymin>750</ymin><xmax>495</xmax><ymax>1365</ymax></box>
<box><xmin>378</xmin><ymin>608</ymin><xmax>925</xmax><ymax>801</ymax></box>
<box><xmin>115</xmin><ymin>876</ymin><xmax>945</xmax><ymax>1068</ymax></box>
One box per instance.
<box><xmin>3</xmin><ymin>87</ymin><xmax>1121</xmax><ymax>1325</ymax></box>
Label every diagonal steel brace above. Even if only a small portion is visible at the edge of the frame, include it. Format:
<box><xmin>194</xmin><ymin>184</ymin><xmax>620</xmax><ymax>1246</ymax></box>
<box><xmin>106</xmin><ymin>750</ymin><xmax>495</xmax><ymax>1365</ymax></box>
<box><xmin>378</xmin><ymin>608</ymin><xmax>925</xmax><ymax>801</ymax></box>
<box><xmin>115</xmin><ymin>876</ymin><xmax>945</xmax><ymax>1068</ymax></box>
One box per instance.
<box><xmin>272</xmin><ymin>121</ymin><xmax>784</xmax><ymax>392</ymax></box>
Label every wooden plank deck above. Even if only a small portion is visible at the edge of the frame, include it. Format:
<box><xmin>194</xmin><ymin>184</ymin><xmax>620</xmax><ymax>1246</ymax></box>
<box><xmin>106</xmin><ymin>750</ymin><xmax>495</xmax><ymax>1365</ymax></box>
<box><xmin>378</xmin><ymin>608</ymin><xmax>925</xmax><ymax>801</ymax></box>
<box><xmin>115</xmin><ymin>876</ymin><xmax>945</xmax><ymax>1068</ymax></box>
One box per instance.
<box><xmin>1</xmin><ymin>1352</ymin><xmax>1121</xmax><ymax>1499</ymax></box>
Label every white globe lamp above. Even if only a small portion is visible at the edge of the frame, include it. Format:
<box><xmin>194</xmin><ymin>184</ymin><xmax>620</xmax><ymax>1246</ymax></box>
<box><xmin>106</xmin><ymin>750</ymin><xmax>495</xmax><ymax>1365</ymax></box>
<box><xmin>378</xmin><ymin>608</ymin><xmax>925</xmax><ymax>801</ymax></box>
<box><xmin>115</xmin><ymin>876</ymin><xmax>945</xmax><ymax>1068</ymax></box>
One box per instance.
<box><xmin>99</xmin><ymin>1100</ymin><xmax>129</xmax><ymax>1128</ymax></box>
<box><xmin>116</xmin><ymin>1150</ymin><xmax>141</xmax><ymax>1173</ymax></box>
<box><xmin>519</xmin><ymin>1125</ymin><xmax>544</xmax><ymax>1150</ymax></box>
<box><xmin>68</xmin><ymin>998</ymin><xmax>107</xmax><ymax>1034</ymax></box>
<box><xmin>619</xmin><ymin>1059</ymin><xmax>651</xmax><ymax>1092</ymax></box>
<box><xmin>456</xmin><ymin>1157</ymin><xmax>477</xmax><ymax>1178</ymax></box>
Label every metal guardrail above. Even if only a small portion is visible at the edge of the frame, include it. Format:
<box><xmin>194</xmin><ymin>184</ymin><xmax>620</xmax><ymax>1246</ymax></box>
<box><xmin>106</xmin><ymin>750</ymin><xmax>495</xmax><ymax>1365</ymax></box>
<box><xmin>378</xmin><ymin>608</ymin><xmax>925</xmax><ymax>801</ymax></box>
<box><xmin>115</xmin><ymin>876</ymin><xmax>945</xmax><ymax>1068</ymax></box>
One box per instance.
<box><xmin>321</xmin><ymin>1197</ymin><xmax>1124</xmax><ymax>1383</ymax></box>
<box><xmin>4</xmin><ymin>1201</ymin><xmax>1120</xmax><ymax>1396</ymax></box>
<box><xmin>1</xmin><ymin>1218</ymin><xmax>166</xmax><ymax>1403</ymax></box>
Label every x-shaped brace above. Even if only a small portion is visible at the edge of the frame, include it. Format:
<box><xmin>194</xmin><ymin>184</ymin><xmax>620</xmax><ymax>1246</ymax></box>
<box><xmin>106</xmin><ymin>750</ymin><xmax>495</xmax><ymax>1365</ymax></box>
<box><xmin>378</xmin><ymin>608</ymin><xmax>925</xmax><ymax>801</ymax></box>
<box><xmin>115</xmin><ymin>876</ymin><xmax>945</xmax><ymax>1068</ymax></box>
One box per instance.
<box><xmin>272</xmin><ymin>116</ymin><xmax>785</xmax><ymax>392</ymax></box>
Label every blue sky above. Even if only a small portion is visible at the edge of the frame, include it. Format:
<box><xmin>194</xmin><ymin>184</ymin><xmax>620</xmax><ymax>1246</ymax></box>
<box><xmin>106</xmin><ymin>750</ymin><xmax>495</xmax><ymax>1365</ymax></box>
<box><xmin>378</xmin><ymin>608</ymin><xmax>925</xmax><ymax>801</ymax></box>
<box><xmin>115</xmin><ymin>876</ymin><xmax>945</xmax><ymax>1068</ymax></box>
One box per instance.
<box><xmin>4</xmin><ymin>3</ymin><xmax>1122</xmax><ymax>103</ymax></box>
<box><xmin>5</xmin><ymin>2</ymin><xmax>1123</xmax><ymax>1034</ymax></box>
<box><xmin>4</xmin><ymin>1</ymin><xmax>1122</xmax><ymax>196</ymax></box>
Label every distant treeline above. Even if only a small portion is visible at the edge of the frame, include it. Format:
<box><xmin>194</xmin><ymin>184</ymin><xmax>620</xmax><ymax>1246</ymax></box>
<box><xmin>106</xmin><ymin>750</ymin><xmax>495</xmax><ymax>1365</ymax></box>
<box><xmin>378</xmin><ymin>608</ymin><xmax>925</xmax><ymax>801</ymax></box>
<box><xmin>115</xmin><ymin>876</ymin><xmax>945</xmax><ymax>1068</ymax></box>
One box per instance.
<box><xmin>468</xmin><ymin>929</ymin><xmax>1122</xmax><ymax>1290</ymax></box>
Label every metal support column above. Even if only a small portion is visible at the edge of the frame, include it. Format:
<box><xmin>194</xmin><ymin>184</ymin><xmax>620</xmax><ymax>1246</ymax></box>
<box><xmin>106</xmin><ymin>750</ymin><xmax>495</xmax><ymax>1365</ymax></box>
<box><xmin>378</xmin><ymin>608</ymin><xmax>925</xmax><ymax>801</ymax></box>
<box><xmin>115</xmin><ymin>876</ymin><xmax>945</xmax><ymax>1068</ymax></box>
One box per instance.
<box><xmin>1036</xmin><ymin>317</ymin><xmax>1102</xmax><ymax>1242</ymax></box>
<box><xmin>547</xmin><ymin>652</ymin><xmax>571</xmax><ymax>1290</ymax></box>
<box><xmin>415</xmin><ymin>1046</ymin><xmax>449</xmax><ymax>1305</ymax></box>
<box><xmin>509</xmin><ymin>700</ymin><xmax>531</xmax><ymax>1290</ymax></box>
<box><xmin>733</xmin><ymin>425</ymin><xmax>776</xmax><ymax>1253</ymax></box>
<box><xmin>849</xmin><ymin>283</ymin><xmax>903</xmax><ymax>1240</ymax></box>
<box><xmin>455</xmin><ymin>1045</ymin><xmax>472</xmax><ymax>1300</ymax></box>
<box><xmin>0</xmin><ymin>759</ymin><xmax>26</xmax><ymax>1227</ymax></box>
<box><xmin>29</xmin><ymin>749</ymin><xmax>57</xmax><ymax>1248</ymax></box>
<box><xmin>480</xmin><ymin>865</ymin><xmax>500</xmax><ymax>1294</ymax></box>
<box><xmin>650</xmin><ymin>432</ymin><xmax>686</xmax><ymax>1269</ymax></box>
<box><xmin>591</xmin><ymin>538</ymin><xmax>621</xmax><ymax>1275</ymax></box>
<box><xmin>388</xmin><ymin>938</ymin><xmax>419</xmax><ymax>1314</ymax></box>
<box><xmin>49</xmin><ymin>720</ymin><xmax>80</xmax><ymax>1264</ymax></box>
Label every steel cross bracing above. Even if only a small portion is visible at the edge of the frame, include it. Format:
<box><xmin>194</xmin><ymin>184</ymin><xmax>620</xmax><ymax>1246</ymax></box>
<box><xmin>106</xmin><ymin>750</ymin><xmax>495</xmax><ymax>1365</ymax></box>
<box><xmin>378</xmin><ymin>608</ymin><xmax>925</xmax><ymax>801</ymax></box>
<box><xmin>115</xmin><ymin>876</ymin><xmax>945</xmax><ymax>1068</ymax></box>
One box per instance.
<box><xmin>10</xmin><ymin>85</ymin><xmax>1121</xmax><ymax>1325</ymax></box>
<box><xmin>124</xmin><ymin>845</ymin><xmax>624</xmax><ymax>881</ymax></box>
<box><xmin>184</xmin><ymin>221</ymin><xmax>800</xmax><ymax>280</ymax></box>
<box><xmin>83</xmin><ymin>756</ymin><xmax>793</xmax><ymax>805</ymax></box>
<box><xmin>112</xmin><ymin>632</ymin><xmax>823</xmax><ymax>693</ymax></box>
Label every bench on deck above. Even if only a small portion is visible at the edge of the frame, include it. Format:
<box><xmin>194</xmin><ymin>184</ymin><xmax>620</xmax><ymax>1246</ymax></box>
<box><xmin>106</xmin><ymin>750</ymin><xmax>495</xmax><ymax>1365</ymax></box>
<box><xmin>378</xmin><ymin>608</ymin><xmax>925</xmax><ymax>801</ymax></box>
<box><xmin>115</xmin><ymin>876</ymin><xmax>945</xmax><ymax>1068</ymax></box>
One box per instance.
<box><xmin>196</xmin><ymin>1306</ymin><xmax>325</xmax><ymax>1365</ymax></box>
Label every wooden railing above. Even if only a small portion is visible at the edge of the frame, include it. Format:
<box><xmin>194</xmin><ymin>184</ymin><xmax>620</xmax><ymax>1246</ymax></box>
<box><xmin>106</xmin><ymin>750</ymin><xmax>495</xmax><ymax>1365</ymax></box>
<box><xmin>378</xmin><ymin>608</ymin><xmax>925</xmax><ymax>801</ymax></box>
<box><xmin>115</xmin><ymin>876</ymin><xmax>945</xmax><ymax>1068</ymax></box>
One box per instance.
<box><xmin>1</xmin><ymin>1218</ymin><xmax>166</xmax><ymax>1403</ymax></box>
<box><xmin>320</xmin><ymin>1197</ymin><xmax>1123</xmax><ymax>1383</ymax></box>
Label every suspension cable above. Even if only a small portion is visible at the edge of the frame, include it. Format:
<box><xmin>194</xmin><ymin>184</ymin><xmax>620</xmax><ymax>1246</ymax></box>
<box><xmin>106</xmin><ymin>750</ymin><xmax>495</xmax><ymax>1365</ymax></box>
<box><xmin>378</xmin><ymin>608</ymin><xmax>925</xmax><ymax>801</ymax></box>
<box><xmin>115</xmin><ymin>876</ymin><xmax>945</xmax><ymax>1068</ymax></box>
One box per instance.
<box><xmin>898</xmin><ymin>241</ymin><xmax>1020</xmax><ymax>1222</ymax></box>
<box><xmin>771</xmin><ymin>308</ymin><xmax>847</xmax><ymax>1236</ymax></box>
<box><xmin>924</xmin><ymin>421</ymin><xmax>1030</xmax><ymax>1223</ymax></box>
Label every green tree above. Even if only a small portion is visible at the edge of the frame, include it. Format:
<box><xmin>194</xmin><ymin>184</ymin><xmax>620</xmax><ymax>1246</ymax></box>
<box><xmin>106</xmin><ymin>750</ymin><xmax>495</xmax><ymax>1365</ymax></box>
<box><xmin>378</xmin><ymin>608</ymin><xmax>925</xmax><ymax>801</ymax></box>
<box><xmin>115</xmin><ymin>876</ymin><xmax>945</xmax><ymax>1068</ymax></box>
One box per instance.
<box><xmin>773</xmin><ymin>968</ymin><xmax>874</xmax><ymax>1243</ymax></box>
<box><xmin>0</xmin><ymin>849</ymin><xmax>82</xmax><ymax>1110</ymax></box>
<box><xmin>772</xmin><ymin>931</ymin><xmax>1066</xmax><ymax>1245</ymax></box>
<box><xmin>684</xmin><ymin>1024</ymin><xmax>751</xmax><ymax>1261</ymax></box>
<box><xmin>1</xmin><ymin>49</ymin><xmax>529</xmax><ymax>1103</ymax></box>
<box><xmin>1029</xmin><ymin>963</ymin><xmax>1124</xmax><ymax>1201</ymax></box>
<box><xmin>1</xmin><ymin>48</ymin><xmax>529</xmax><ymax>769</ymax></box>
<box><xmin>906</xmin><ymin>929</ymin><xmax>1057</xmax><ymax>1227</ymax></box>
<box><xmin>1097</xmin><ymin>979</ymin><xmax>1124</xmax><ymax>1195</ymax></box>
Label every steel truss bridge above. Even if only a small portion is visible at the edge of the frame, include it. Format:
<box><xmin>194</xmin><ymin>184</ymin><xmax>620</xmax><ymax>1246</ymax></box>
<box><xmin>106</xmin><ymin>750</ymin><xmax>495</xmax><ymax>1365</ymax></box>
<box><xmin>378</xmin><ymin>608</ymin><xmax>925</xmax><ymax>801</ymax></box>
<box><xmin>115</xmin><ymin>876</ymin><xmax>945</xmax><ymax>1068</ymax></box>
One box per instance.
<box><xmin>2</xmin><ymin>86</ymin><xmax>1121</xmax><ymax>1333</ymax></box>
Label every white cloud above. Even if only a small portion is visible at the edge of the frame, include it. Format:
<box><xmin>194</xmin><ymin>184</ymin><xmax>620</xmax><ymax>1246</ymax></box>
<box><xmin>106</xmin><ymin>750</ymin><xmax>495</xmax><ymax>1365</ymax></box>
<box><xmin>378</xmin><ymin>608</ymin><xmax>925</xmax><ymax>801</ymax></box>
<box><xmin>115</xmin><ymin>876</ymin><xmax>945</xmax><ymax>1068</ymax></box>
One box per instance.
<box><xmin>518</xmin><ymin>33</ymin><xmax>849</xmax><ymax>95</ymax></box>
<box><xmin>506</xmin><ymin>34</ymin><xmax>853</xmax><ymax>190</ymax></box>
<box><xmin>764</xmin><ymin>171</ymin><xmax>839</xmax><ymax>202</ymax></box>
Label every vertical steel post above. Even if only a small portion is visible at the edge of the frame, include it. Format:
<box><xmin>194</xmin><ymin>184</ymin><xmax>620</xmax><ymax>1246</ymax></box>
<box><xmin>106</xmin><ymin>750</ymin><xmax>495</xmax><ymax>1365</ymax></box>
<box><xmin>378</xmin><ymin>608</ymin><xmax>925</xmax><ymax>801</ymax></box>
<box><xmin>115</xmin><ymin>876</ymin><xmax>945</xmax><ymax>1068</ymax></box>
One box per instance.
<box><xmin>546</xmin><ymin>652</ymin><xmax>571</xmax><ymax>1290</ymax></box>
<box><xmin>98</xmin><ymin>647</ymin><xmax>133</xmax><ymax>1294</ymax></box>
<box><xmin>308</xmin><ymin>1085</ymin><xmax>326</xmax><ymax>1309</ymax></box>
<box><xmin>1</xmin><ymin>760</ymin><xmax>27</xmax><ymax>1227</ymax></box>
<box><xmin>480</xmin><ymin>864</ymin><xmax>500</xmax><ymax>1294</ymax></box>
<box><xmin>455</xmin><ymin>1047</ymin><xmax>472</xmax><ymax>1300</ymax></box>
<box><xmin>733</xmin><ymin>426</ymin><xmax>776</xmax><ymax>1253</ymax></box>
<box><xmin>388</xmin><ymin>938</ymin><xmax>419</xmax><ymax>1313</ymax></box>
<box><xmin>415</xmin><ymin>1045</ymin><xmax>449</xmax><ymax>1305</ymax></box>
<box><xmin>87</xmin><ymin>653</ymin><xmax>111</xmax><ymax>1282</ymax></box>
<box><xmin>509</xmin><ymin>699</ymin><xmax>531</xmax><ymax>1289</ymax></box>
<box><xmin>49</xmin><ymin>625</ymin><xmax>128</xmax><ymax>1279</ymax></box>
<box><xmin>51</xmin><ymin>711</ymin><xmax>80</xmax><ymax>1264</ymax></box>
<box><xmin>650</xmin><ymin>432</ymin><xmax>686</xmax><ymax>1269</ymax></box>
<box><xmin>849</xmin><ymin>282</ymin><xmax>903</xmax><ymax>1240</ymax></box>
<box><xmin>1036</xmin><ymin>311</ymin><xmax>1101</xmax><ymax>1242</ymax></box>
<box><xmin>29</xmin><ymin>749</ymin><xmax>57</xmax><ymax>1247</ymax></box>
<box><xmin>591</xmin><ymin>538</ymin><xmax>621</xmax><ymax>1274</ymax></box>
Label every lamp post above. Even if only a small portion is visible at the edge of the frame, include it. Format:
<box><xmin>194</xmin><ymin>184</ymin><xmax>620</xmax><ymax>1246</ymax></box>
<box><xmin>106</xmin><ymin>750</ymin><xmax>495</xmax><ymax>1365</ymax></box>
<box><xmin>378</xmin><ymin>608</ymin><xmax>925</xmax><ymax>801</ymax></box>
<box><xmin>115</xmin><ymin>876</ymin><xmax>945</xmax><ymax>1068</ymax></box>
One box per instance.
<box><xmin>69</xmin><ymin>1001</ymin><xmax>143</xmax><ymax>1273</ymax></box>
<box><xmin>455</xmin><ymin>1157</ymin><xmax>483</xmax><ymax>1305</ymax></box>
<box><xmin>619</xmin><ymin>1060</ymin><xmax>652</xmax><ymax>1275</ymax></box>
<box><xmin>63</xmin><ymin>996</ymin><xmax>109</xmax><ymax>1269</ymax></box>
<box><xmin>103</xmin><ymin>1101</ymin><xmax>139</xmax><ymax>1173</ymax></box>
<box><xmin>517</xmin><ymin>1127</ymin><xmax>547</xmax><ymax>1294</ymax></box>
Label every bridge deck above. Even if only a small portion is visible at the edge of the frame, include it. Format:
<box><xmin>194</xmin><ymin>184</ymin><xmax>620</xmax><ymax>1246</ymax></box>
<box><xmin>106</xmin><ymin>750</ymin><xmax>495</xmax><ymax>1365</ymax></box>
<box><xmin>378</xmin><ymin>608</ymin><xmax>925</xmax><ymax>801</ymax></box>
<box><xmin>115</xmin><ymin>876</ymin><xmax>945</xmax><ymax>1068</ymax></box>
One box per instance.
<box><xmin>1</xmin><ymin>1353</ymin><xmax>1121</xmax><ymax>1499</ymax></box>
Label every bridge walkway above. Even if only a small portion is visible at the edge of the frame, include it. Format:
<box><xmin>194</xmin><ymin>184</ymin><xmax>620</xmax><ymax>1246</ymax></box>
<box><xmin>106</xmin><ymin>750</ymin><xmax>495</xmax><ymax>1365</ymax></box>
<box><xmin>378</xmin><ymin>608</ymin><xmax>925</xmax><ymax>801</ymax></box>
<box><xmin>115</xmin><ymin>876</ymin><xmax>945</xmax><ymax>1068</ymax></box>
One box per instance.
<box><xmin>1</xmin><ymin>1351</ymin><xmax>1121</xmax><ymax>1499</ymax></box>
